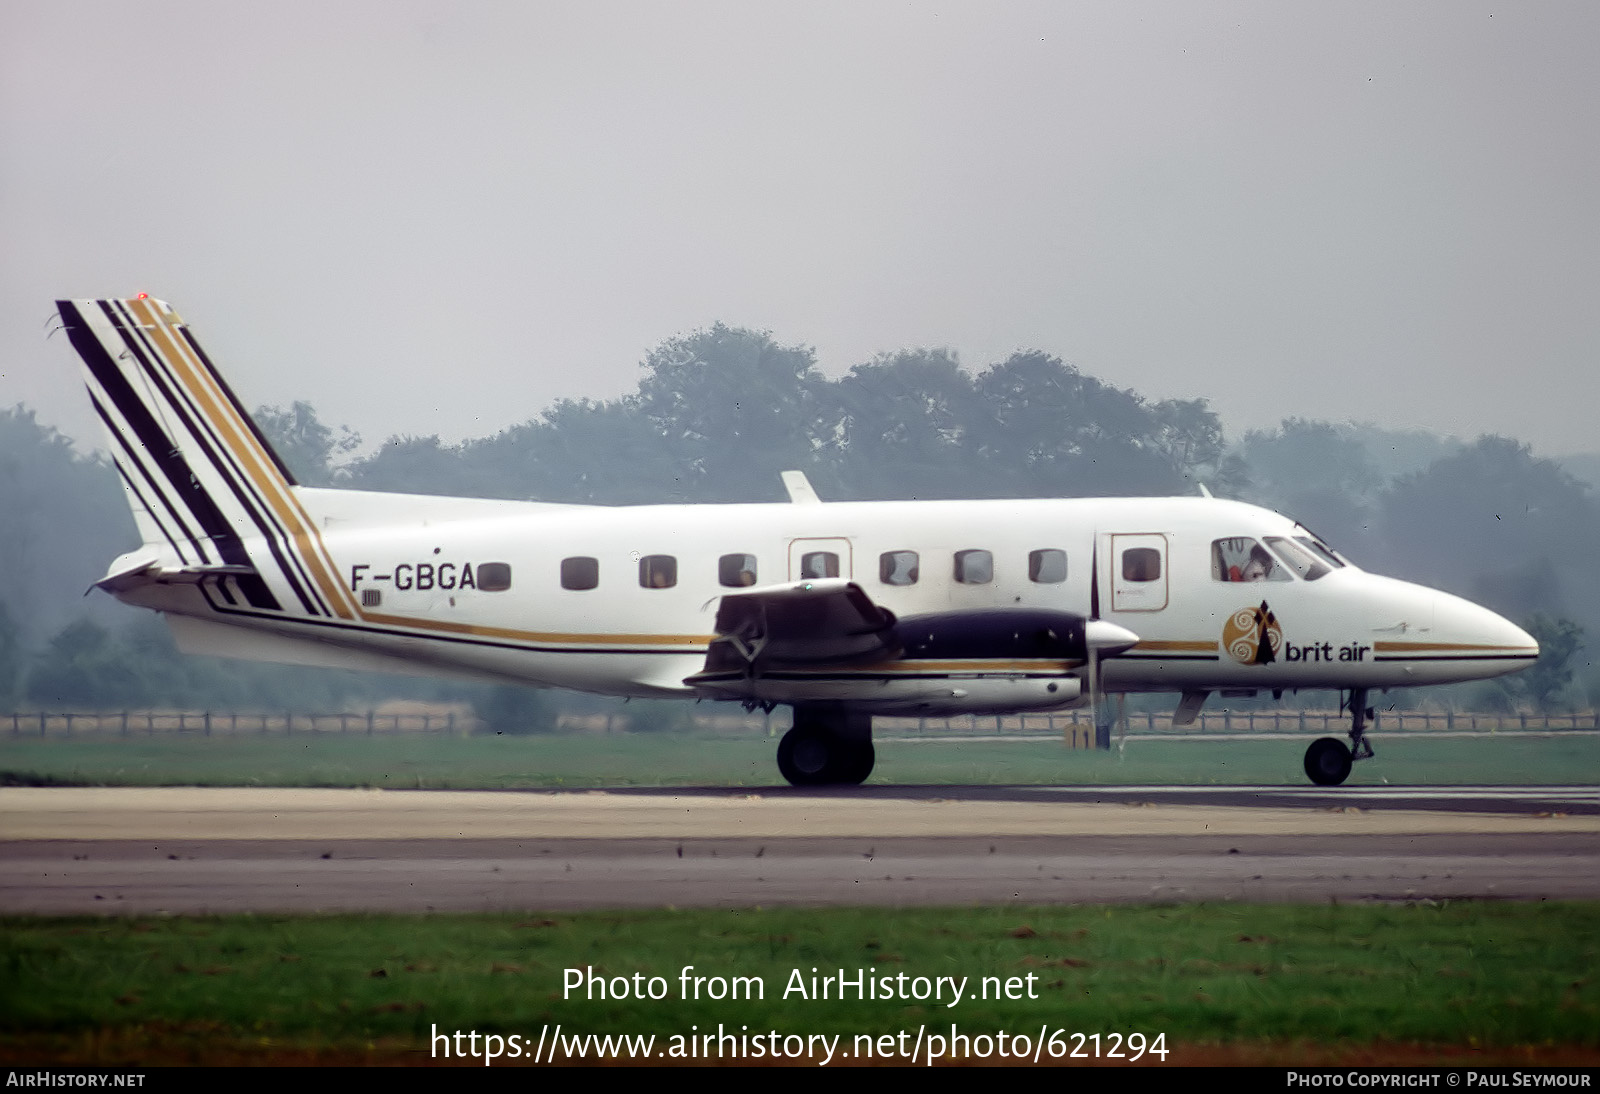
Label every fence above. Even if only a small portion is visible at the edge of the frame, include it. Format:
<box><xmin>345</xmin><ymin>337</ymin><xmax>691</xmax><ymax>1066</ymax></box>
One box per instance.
<box><xmin>4</xmin><ymin>710</ymin><xmax>465</xmax><ymax>737</ymax></box>
<box><xmin>4</xmin><ymin>707</ymin><xmax>1597</xmax><ymax>738</ymax></box>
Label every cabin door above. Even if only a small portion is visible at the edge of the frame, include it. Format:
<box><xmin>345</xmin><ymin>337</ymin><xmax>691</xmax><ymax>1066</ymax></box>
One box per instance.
<box><xmin>1109</xmin><ymin>533</ymin><xmax>1168</xmax><ymax>612</ymax></box>
<box><xmin>788</xmin><ymin>537</ymin><xmax>853</xmax><ymax>581</ymax></box>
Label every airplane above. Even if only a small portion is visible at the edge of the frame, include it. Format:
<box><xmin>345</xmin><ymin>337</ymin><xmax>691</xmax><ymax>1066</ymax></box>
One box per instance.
<box><xmin>53</xmin><ymin>296</ymin><xmax>1540</xmax><ymax>787</ymax></box>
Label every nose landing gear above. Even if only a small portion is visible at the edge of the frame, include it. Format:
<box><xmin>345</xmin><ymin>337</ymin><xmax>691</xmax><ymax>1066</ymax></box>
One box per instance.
<box><xmin>1303</xmin><ymin>687</ymin><xmax>1375</xmax><ymax>786</ymax></box>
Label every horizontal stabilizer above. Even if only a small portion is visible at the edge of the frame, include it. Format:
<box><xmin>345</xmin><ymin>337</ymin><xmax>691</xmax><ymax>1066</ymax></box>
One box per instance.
<box><xmin>93</xmin><ymin>551</ymin><xmax>259</xmax><ymax>594</ymax></box>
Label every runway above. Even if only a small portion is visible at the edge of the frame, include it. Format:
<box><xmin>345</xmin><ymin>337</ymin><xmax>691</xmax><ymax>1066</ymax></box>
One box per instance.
<box><xmin>3</xmin><ymin>785</ymin><xmax>1597</xmax><ymax>913</ymax></box>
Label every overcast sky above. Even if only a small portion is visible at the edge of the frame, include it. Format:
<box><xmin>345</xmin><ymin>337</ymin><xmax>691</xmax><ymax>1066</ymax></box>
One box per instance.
<box><xmin>5</xmin><ymin>1</ymin><xmax>1596</xmax><ymax>462</ymax></box>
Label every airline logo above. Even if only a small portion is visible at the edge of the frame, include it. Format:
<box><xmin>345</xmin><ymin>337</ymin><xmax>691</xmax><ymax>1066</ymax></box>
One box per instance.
<box><xmin>1223</xmin><ymin>601</ymin><xmax>1281</xmax><ymax>665</ymax></box>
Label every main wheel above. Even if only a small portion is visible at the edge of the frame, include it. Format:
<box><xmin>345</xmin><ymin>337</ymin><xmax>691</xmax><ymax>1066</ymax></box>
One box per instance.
<box><xmin>833</xmin><ymin>739</ymin><xmax>875</xmax><ymax>786</ymax></box>
<box><xmin>1304</xmin><ymin>736</ymin><xmax>1353</xmax><ymax>786</ymax></box>
<box><xmin>777</xmin><ymin>725</ymin><xmax>838</xmax><ymax>786</ymax></box>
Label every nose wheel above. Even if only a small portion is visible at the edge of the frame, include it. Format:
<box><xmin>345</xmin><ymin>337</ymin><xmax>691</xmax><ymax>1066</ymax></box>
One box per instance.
<box><xmin>1304</xmin><ymin>736</ymin><xmax>1353</xmax><ymax>785</ymax></box>
<box><xmin>1302</xmin><ymin>688</ymin><xmax>1374</xmax><ymax>786</ymax></box>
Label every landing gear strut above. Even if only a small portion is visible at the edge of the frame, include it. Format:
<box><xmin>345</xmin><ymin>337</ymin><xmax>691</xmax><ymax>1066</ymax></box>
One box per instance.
<box><xmin>777</xmin><ymin>706</ymin><xmax>875</xmax><ymax>786</ymax></box>
<box><xmin>1303</xmin><ymin>687</ymin><xmax>1374</xmax><ymax>786</ymax></box>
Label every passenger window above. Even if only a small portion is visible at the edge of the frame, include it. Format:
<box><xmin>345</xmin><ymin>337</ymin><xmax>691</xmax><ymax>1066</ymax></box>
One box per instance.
<box><xmin>879</xmin><ymin>550</ymin><xmax>919</xmax><ymax>586</ymax></box>
<box><xmin>1212</xmin><ymin>538</ymin><xmax>1289</xmax><ymax>583</ymax></box>
<box><xmin>1122</xmin><ymin>547</ymin><xmax>1161</xmax><ymax>583</ymax></box>
<box><xmin>719</xmin><ymin>553</ymin><xmax>758</xmax><ymax>587</ymax></box>
<box><xmin>1029</xmin><ymin>549</ymin><xmax>1067</xmax><ymax>584</ymax></box>
<box><xmin>477</xmin><ymin>562</ymin><xmax>513</xmax><ymax>592</ymax></box>
<box><xmin>639</xmin><ymin>555</ymin><xmax>677</xmax><ymax>589</ymax></box>
<box><xmin>559</xmin><ymin>557</ymin><xmax>597</xmax><ymax>591</ymax></box>
<box><xmin>954</xmin><ymin>549</ymin><xmax>993</xmax><ymax>585</ymax></box>
<box><xmin>800</xmin><ymin>552</ymin><xmax>839</xmax><ymax>579</ymax></box>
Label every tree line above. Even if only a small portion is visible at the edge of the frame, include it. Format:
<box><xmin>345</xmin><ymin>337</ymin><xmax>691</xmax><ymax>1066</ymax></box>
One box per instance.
<box><xmin>2</xmin><ymin>324</ymin><xmax>1593</xmax><ymax>718</ymax></box>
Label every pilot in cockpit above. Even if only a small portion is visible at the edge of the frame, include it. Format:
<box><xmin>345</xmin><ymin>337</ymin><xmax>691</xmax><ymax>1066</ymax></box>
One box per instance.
<box><xmin>1238</xmin><ymin>544</ymin><xmax>1276</xmax><ymax>582</ymax></box>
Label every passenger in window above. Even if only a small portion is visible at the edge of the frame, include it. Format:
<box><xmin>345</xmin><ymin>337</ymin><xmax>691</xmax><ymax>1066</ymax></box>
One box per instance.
<box><xmin>719</xmin><ymin>554</ymin><xmax>758</xmax><ymax>587</ymax></box>
<box><xmin>640</xmin><ymin>555</ymin><xmax>677</xmax><ymax>589</ymax></box>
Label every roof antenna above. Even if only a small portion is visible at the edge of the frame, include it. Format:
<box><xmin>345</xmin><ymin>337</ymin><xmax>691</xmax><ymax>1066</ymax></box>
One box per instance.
<box><xmin>1197</xmin><ymin>483</ymin><xmax>1214</xmax><ymax>499</ymax></box>
<box><xmin>781</xmin><ymin>470</ymin><xmax>822</xmax><ymax>505</ymax></box>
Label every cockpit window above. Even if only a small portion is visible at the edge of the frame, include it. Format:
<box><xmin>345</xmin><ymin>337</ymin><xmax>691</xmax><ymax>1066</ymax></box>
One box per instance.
<box><xmin>1295</xmin><ymin>535</ymin><xmax>1346</xmax><ymax>570</ymax></box>
<box><xmin>1265</xmin><ymin>536</ymin><xmax>1331</xmax><ymax>581</ymax></box>
<box><xmin>1212</xmin><ymin>538</ymin><xmax>1289</xmax><ymax>583</ymax></box>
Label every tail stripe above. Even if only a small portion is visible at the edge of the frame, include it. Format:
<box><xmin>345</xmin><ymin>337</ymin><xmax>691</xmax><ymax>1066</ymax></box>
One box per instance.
<box><xmin>175</xmin><ymin>324</ymin><xmax>299</xmax><ymax>487</ymax></box>
<box><xmin>106</xmin><ymin>300</ymin><xmax>322</xmax><ymax>615</ymax></box>
<box><xmin>93</xmin><ymin>394</ymin><xmax>200</xmax><ymax>565</ymax></box>
<box><xmin>120</xmin><ymin>298</ymin><xmax>358</xmax><ymax>620</ymax></box>
<box><xmin>63</xmin><ymin>301</ymin><xmax>234</xmax><ymax>571</ymax></box>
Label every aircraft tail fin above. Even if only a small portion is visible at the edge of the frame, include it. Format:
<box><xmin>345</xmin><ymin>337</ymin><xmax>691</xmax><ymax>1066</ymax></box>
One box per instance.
<box><xmin>55</xmin><ymin>297</ymin><xmax>353</xmax><ymax>620</ymax></box>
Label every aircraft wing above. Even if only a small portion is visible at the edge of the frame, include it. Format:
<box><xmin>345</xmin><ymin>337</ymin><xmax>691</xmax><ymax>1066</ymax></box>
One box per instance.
<box><xmin>684</xmin><ymin>578</ymin><xmax>901</xmax><ymax>687</ymax></box>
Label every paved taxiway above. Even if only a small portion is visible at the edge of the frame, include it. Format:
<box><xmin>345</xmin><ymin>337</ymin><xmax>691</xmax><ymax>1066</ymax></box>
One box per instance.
<box><xmin>3</xmin><ymin>785</ymin><xmax>1596</xmax><ymax>913</ymax></box>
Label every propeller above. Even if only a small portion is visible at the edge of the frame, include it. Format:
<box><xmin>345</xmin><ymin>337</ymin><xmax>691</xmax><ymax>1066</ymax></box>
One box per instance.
<box><xmin>1085</xmin><ymin>534</ymin><xmax>1139</xmax><ymax>746</ymax></box>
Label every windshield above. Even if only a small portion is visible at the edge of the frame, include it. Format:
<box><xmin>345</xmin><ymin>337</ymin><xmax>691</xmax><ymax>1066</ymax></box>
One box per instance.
<box><xmin>1265</xmin><ymin>536</ymin><xmax>1331</xmax><ymax>581</ymax></box>
<box><xmin>1212</xmin><ymin>537</ymin><xmax>1290</xmax><ymax>582</ymax></box>
<box><xmin>1292</xmin><ymin>524</ymin><xmax>1350</xmax><ymax>569</ymax></box>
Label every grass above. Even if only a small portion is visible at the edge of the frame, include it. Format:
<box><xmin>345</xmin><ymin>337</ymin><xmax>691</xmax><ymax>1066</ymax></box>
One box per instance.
<box><xmin>2</xmin><ymin>728</ymin><xmax>1597</xmax><ymax>788</ymax></box>
<box><xmin>3</xmin><ymin>904</ymin><xmax>1597</xmax><ymax>1065</ymax></box>
<box><xmin>6</xmin><ymin>730</ymin><xmax>1597</xmax><ymax>1066</ymax></box>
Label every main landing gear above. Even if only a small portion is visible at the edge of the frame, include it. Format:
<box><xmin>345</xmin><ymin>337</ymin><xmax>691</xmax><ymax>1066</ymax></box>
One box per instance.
<box><xmin>777</xmin><ymin>706</ymin><xmax>875</xmax><ymax>786</ymax></box>
<box><xmin>1303</xmin><ymin>687</ymin><xmax>1376</xmax><ymax>786</ymax></box>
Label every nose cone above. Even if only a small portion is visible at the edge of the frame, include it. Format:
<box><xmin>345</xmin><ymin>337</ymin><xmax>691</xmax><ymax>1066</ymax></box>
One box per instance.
<box><xmin>1426</xmin><ymin>591</ymin><xmax>1541</xmax><ymax>680</ymax></box>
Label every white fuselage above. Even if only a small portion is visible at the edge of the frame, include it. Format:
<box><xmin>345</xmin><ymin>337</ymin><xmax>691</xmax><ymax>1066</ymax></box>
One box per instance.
<box><xmin>124</xmin><ymin>486</ymin><xmax>1537</xmax><ymax>713</ymax></box>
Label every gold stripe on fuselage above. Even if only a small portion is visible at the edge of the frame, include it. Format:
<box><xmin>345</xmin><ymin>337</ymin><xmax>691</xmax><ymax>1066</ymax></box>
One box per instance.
<box><xmin>357</xmin><ymin>609</ymin><xmax>715</xmax><ymax>647</ymax></box>
<box><xmin>1373</xmin><ymin>641</ymin><xmax>1537</xmax><ymax>653</ymax></box>
<box><xmin>126</xmin><ymin>298</ymin><xmax>357</xmax><ymax>619</ymax></box>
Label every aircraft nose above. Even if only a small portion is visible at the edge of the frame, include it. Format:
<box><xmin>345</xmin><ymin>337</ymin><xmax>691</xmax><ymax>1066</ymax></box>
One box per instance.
<box><xmin>1432</xmin><ymin>591</ymin><xmax>1541</xmax><ymax>674</ymax></box>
